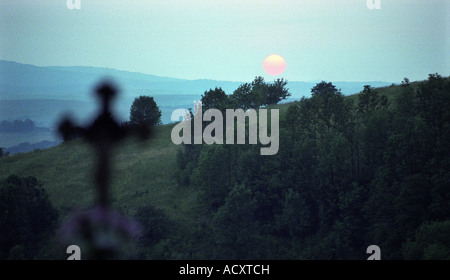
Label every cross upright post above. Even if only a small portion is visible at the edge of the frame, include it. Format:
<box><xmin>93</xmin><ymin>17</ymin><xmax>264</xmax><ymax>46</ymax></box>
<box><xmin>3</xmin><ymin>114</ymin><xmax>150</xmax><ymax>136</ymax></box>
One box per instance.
<box><xmin>58</xmin><ymin>81</ymin><xmax>151</xmax><ymax>208</ymax></box>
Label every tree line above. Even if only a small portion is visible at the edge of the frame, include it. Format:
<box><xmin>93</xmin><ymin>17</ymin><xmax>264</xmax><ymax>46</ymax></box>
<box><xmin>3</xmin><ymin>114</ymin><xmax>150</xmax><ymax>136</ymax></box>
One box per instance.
<box><xmin>176</xmin><ymin>74</ymin><xmax>450</xmax><ymax>259</ymax></box>
<box><xmin>0</xmin><ymin>119</ymin><xmax>36</xmax><ymax>133</ymax></box>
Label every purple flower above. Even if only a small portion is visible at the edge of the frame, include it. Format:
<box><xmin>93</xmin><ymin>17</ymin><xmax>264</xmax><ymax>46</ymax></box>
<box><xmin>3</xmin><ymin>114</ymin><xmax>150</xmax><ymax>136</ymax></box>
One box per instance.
<box><xmin>60</xmin><ymin>206</ymin><xmax>141</xmax><ymax>259</ymax></box>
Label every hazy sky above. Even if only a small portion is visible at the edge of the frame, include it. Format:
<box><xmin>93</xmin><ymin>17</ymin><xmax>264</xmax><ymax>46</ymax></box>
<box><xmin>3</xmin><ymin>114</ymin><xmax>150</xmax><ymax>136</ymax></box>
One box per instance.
<box><xmin>0</xmin><ymin>0</ymin><xmax>448</xmax><ymax>82</ymax></box>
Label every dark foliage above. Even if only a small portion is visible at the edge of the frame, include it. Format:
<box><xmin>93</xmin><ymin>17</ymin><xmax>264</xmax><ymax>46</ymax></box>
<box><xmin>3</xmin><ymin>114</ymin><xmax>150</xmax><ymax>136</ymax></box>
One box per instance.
<box><xmin>0</xmin><ymin>175</ymin><xmax>59</xmax><ymax>259</ymax></box>
<box><xmin>130</xmin><ymin>95</ymin><xmax>162</xmax><ymax>127</ymax></box>
<box><xmin>230</xmin><ymin>76</ymin><xmax>291</xmax><ymax>110</ymax></box>
<box><xmin>176</xmin><ymin>74</ymin><xmax>450</xmax><ymax>259</ymax></box>
<box><xmin>134</xmin><ymin>205</ymin><xmax>173</xmax><ymax>248</ymax></box>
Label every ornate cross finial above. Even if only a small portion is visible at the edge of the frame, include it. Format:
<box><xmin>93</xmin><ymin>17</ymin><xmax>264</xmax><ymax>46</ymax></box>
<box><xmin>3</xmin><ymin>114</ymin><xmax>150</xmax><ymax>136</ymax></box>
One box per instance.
<box><xmin>58</xmin><ymin>80</ymin><xmax>151</xmax><ymax>207</ymax></box>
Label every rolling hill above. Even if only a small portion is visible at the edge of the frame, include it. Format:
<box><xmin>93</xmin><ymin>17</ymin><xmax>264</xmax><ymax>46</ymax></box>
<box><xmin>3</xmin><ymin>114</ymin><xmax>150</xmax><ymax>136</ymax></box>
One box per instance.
<box><xmin>0</xmin><ymin>79</ymin><xmax>424</xmax><ymax>226</ymax></box>
<box><xmin>1</xmin><ymin>75</ymin><xmax>449</xmax><ymax>260</ymax></box>
<box><xmin>0</xmin><ymin>60</ymin><xmax>392</xmax><ymax>101</ymax></box>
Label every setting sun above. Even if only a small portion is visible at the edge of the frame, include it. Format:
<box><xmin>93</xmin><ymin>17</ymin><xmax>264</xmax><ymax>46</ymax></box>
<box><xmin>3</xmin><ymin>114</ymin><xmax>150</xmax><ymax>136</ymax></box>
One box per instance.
<box><xmin>263</xmin><ymin>54</ymin><xmax>287</xmax><ymax>76</ymax></box>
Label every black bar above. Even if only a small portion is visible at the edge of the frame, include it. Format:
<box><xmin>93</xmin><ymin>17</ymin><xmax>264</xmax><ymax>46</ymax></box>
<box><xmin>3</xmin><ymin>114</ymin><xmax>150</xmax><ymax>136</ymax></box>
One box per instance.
<box><xmin>0</xmin><ymin>260</ymin><xmax>445</xmax><ymax>279</ymax></box>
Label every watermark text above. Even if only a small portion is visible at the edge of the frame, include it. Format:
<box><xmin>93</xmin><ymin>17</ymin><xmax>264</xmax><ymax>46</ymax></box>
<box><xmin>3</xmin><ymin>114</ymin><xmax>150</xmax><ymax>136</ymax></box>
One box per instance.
<box><xmin>171</xmin><ymin>102</ymin><xmax>279</xmax><ymax>155</ymax></box>
<box><xmin>67</xmin><ymin>0</ymin><xmax>81</xmax><ymax>10</ymax></box>
<box><xmin>367</xmin><ymin>0</ymin><xmax>381</xmax><ymax>10</ymax></box>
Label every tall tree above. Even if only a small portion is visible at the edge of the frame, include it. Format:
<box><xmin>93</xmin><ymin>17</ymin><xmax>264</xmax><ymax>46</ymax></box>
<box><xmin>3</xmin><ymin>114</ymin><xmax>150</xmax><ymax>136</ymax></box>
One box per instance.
<box><xmin>130</xmin><ymin>96</ymin><xmax>162</xmax><ymax>127</ymax></box>
<box><xmin>267</xmin><ymin>78</ymin><xmax>291</xmax><ymax>105</ymax></box>
<box><xmin>230</xmin><ymin>83</ymin><xmax>254</xmax><ymax>110</ymax></box>
<box><xmin>231</xmin><ymin>76</ymin><xmax>291</xmax><ymax>110</ymax></box>
<box><xmin>201</xmin><ymin>87</ymin><xmax>229</xmax><ymax>112</ymax></box>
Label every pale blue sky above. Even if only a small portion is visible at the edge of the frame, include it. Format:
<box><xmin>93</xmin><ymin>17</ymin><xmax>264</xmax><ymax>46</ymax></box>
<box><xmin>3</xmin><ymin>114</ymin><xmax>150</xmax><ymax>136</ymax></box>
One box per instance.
<box><xmin>0</xmin><ymin>0</ymin><xmax>448</xmax><ymax>82</ymax></box>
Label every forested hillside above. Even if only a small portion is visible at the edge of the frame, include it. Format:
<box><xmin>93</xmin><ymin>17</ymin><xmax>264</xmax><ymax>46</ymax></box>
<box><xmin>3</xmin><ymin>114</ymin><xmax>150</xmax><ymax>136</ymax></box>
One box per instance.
<box><xmin>177</xmin><ymin>74</ymin><xmax>450</xmax><ymax>259</ymax></box>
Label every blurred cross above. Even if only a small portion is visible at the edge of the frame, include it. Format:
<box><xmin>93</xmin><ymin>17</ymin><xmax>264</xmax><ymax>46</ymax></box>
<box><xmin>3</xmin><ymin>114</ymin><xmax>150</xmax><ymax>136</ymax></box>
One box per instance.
<box><xmin>58</xmin><ymin>81</ymin><xmax>151</xmax><ymax>207</ymax></box>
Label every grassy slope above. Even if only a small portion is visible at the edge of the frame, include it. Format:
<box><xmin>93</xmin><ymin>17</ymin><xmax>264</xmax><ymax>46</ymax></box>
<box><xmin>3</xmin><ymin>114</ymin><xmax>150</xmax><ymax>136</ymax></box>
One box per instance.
<box><xmin>0</xmin><ymin>124</ymin><xmax>200</xmax><ymax>229</ymax></box>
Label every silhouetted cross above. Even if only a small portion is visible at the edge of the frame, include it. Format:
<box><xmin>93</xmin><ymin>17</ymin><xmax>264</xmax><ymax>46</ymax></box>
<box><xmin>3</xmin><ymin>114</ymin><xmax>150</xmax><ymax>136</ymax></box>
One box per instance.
<box><xmin>58</xmin><ymin>81</ymin><xmax>151</xmax><ymax>207</ymax></box>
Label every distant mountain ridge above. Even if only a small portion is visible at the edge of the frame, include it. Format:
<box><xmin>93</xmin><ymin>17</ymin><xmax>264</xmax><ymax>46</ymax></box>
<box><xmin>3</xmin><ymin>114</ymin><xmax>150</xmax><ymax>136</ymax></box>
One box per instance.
<box><xmin>0</xmin><ymin>59</ymin><xmax>393</xmax><ymax>132</ymax></box>
<box><xmin>0</xmin><ymin>60</ymin><xmax>392</xmax><ymax>101</ymax></box>
<box><xmin>0</xmin><ymin>60</ymin><xmax>245</xmax><ymax>101</ymax></box>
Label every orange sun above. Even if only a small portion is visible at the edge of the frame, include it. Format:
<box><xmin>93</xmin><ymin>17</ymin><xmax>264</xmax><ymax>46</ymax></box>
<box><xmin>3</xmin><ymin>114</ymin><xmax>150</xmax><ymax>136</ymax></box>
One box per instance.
<box><xmin>263</xmin><ymin>54</ymin><xmax>286</xmax><ymax>76</ymax></box>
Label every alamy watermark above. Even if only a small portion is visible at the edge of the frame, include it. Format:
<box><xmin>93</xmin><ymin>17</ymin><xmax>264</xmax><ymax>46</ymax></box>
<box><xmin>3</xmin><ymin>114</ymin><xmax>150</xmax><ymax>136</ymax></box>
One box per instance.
<box><xmin>366</xmin><ymin>245</ymin><xmax>381</xmax><ymax>260</ymax></box>
<box><xmin>171</xmin><ymin>102</ymin><xmax>279</xmax><ymax>156</ymax></box>
<box><xmin>67</xmin><ymin>0</ymin><xmax>81</xmax><ymax>10</ymax></box>
<box><xmin>367</xmin><ymin>0</ymin><xmax>381</xmax><ymax>10</ymax></box>
<box><xmin>66</xmin><ymin>245</ymin><xmax>81</xmax><ymax>260</ymax></box>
